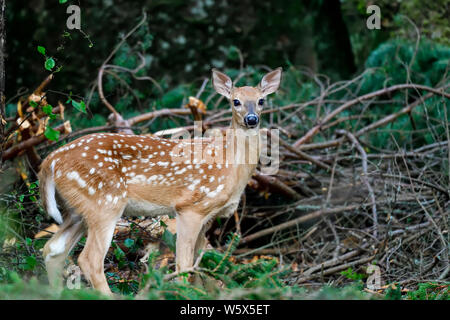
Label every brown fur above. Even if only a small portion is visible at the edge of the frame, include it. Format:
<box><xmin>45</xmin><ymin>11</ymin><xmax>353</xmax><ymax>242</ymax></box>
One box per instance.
<box><xmin>39</xmin><ymin>68</ymin><xmax>282</xmax><ymax>295</ymax></box>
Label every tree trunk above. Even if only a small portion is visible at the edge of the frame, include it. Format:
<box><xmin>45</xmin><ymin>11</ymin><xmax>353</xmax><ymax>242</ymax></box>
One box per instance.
<box><xmin>314</xmin><ymin>0</ymin><xmax>356</xmax><ymax>79</ymax></box>
<box><xmin>0</xmin><ymin>0</ymin><xmax>4</xmax><ymax>123</ymax></box>
<box><xmin>0</xmin><ymin>0</ymin><xmax>6</xmax><ymax>167</ymax></box>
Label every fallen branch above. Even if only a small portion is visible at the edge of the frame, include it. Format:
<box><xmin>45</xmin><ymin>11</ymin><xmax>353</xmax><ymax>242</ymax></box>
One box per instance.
<box><xmin>293</xmin><ymin>83</ymin><xmax>450</xmax><ymax>148</ymax></box>
<box><xmin>253</xmin><ymin>170</ymin><xmax>302</xmax><ymax>200</ymax></box>
<box><xmin>241</xmin><ymin>204</ymin><xmax>359</xmax><ymax>244</ymax></box>
<box><xmin>336</xmin><ymin>129</ymin><xmax>378</xmax><ymax>238</ymax></box>
<box><xmin>296</xmin><ymin>255</ymin><xmax>375</xmax><ymax>283</ymax></box>
<box><xmin>2</xmin><ymin>122</ymin><xmax>70</xmax><ymax>161</ymax></box>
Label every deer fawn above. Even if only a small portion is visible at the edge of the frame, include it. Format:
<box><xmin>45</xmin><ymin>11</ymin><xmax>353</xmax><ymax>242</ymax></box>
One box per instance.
<box><xmin>38</xmin><ymin>67</ymin><xmax>282</xmax><ymax>295</ymax></box>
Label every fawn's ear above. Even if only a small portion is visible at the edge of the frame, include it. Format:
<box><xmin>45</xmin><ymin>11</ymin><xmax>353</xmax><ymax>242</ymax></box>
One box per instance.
<box><xmin>259</xmin><ymin>67</ymin><xmax>282</xmax><ymax>96</ymax></box>
<box><xmin>212</xmin><ymin>69</ymin><xmax>232</xmax><ymax>99</ymax></box>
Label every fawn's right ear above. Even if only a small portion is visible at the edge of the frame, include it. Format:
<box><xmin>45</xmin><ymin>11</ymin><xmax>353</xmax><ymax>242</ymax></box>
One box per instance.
<box><xmin>212</xmin><ymin>69</ymin><xmax>232</xmax><ymax>99</ymax></box>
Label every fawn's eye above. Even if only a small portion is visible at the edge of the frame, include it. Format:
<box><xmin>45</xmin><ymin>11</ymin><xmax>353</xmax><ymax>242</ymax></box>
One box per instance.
<box><xmin>258</xmin><ymin>99</ymin><xmax>265</xmax><ymax>106</ymax></box>
<box><xmin>233</xmin><ymin>99</ymin><xmax>241</xmax><ymax>107</ymax></box>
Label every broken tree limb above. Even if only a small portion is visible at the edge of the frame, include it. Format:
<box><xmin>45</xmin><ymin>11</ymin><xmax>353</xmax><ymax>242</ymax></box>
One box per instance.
<box><xmin>265</xmin><ymin>129</ymin><xmax>337</xmax><ymax>174</ymax></box>
<box><xmin>336</xmin><ymin>129</ymin><xmax>378</xmax><ymax>238</ymax></box>
<box><xmin>296</xmin><ymin>255</ymin><xmax>375</xmax><ymax>283</ymax></box>
<box><xmin>2</xmin><ymin>122</ymin><xmax>70</xmax><ymax>161</ymax></box>
<box><xmin>241</xmin><ymin>204</ymin><xmax>359</xmax><ymax>244</ymax></box>
<box><xmin>128</xmin><ymin>108</ymin><xmax>192</xmax><ymax>126</ymax></box>
<box><xmin>253</xmin><ymin>170</ymin><xmax>302</xmax><ymax>201</ymax></box>
<box><xmin>293</xmin><ymin>83</ymin><xmax>450</xmax><ymax>148</ymax></box>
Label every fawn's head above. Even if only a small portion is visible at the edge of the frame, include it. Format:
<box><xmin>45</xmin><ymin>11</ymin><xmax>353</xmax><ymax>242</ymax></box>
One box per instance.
<box><xmin>212</xmin><ymin>68</ymin><xmax>282</xmax><ymax>129</ymax></box>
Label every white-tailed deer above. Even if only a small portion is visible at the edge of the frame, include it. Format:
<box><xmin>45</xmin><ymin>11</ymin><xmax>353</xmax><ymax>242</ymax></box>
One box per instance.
<box><xmin>38</xmin><ymin>67</ymin><xmax>282</xmax><ymax>295</ymax></box>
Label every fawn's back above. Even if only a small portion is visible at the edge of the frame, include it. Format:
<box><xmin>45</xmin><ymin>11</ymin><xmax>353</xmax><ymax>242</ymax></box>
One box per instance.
<box><xmin>39</xmin><ymin>132</ymin><xmax>253</xmax><ymax>224</ymax></box>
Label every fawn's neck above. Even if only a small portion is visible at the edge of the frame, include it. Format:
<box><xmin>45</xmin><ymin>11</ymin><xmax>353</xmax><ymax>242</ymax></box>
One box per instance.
<box><xmin>228</xmin><ymin>117</ymin><xmax>261</xmax><ymax>183</ymax></box>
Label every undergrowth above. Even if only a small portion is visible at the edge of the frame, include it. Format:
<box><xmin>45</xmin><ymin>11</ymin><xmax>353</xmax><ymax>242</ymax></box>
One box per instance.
<box><xmin>1</xmin><ymin>226</ymin><xmax>447</xmax><ymax>300</ymax></box>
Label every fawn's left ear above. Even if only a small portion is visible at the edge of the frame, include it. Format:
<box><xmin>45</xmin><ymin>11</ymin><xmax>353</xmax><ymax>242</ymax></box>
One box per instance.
<box><xmin>259</xmin><ymin>67</ymin><xmax>282</xmax><ymax>96</ymax></box>
<box><xmin>212</xmin><ymin>68</ymin><xmax>232</xmax><ymax>99</ymax></box>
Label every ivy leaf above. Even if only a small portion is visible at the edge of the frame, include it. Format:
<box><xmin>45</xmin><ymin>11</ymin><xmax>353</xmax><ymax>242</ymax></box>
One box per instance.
<box><xmin>42</xmin><ymin>104</ymin><xmax>53</xmax><ymax>115</ymax></box>
<box><xmin>24</xmin><ymin>255</ymin><xmax>37</xmax><ymax>271</ymax></box>
<box><xmin>124</xmin><ymin>238</ymin><xmax>135</xmax><ymax>248</ymax></box>
<box><xmin>114</xmin><ymin>247</ymin><xmax>125</xmax><ymax>261</ymax></box>
<box><xmin>159</xmin><ymin>220</ymin><xmax>168</xmax><ymax>228</ymax></box>
<box><xmin>44</xmin><ymin>57</ymin><xmax>56</xmax><ymax>71</ymax></box>
<box><xmin>161</xmin><ymin>229</ymin><xmax>176</xmax><ymax>252</ymax></box>
<box><xmin>71</xmin><ymin>100</ymin><xmax>87</xmax><ymax>113</ymax></box>
<box><xmin>43</xmin><ymin>104</ymin><xmax>58</xmax><ymax>120</ymax></box>
<box><xmin>65</xmin><ymin>93</ymin><xmax>73</xmax><ymax>104</ymax></box>
<box><xmin>44</xmin><ymin>126</ymin><xmax>60</xmax><ymax>141</ymax></box>
<box><xmin>59</xmin><ymin>0</ymin><xmax>68</xmax><ymax>3</ymax></box>
<box><xmin>37</xmin><ymin>46</ymin><xmax>46</xmax><ymax>56</ymax></box>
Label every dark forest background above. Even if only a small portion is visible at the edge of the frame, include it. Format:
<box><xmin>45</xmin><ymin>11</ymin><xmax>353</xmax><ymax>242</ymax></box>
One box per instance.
<box><xmin>6</xmin><ymin>0</ymin><xmax>448</xmax><ymax>102</ymax></box>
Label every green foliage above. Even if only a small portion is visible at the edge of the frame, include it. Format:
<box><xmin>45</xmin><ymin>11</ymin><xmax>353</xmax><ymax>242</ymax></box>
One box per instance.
<box><xmin>407</xmin><ymin>283</ymin><xmax>449</xmax><ymax>300</ymax></box>
<box><xmin>71</xmin><ymin>100</ymin><xmax>87</xmax><ymax>114</ymax></box>
<box><xmin>37</xmin><ymin>46</ymin><xmax>46</xmax><ymax>56</ymax></box>
<box><xmin>331</xmin><ymin>39</ymin><xmax>450</xmax><ymax>149</ymax></box>
<box><xmin>44</xmin><ymin>57</ymin><xmax>56</xmax><ymax>71</ymax></box>
<box><xmin>0</xmin><ymin>270</ymin><xmax>111</xmax><ymax>300</ymax></box>
<box><xmin>44</xmin><ymin>126</ymin><xmax>60</xmax><ymax>141</ymax></box>
<box><xmin>0</xmin><ymin>205</ymin><xmax>446</xmax><ymax>300</ymax></box>
<box><xmin>313</xmin><ymin>284</ymin><xmax>372</xmax><ymax>300</ymax></box>
<box><xmin>384</xmin><ymin>284</ymin><xmax>403</xmax><ymax>300</ymax></box>
<box><xmin>363</xmin><ymin>39</ymin><xmax>450</xmax><ymax>90</ymax></box>
<box><xmin>123</xmin><ymin>238</ymin><xmax>134</xmax><ymax>249</ymax></box>
<box><xmin>340</xmin><ymin>267</ymin><xmax>366</xmax><ymax>282</ymax></box>
<box><xmin>161</xmin><ymin>229</ymin><xmax>176</xmax><ymax>252</ymax></box>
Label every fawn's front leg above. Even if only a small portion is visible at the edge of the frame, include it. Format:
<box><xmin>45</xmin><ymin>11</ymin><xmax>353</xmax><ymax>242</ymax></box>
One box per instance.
<box><xmin>175</xmin><ymin>210</ymin><xmax>207</xmax><ymax>272</ymax></box>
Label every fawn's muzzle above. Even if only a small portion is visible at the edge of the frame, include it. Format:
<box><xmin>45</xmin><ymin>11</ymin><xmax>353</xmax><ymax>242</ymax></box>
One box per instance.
<box><xmin>244</xmin><ymin>113</ymin><xmax>259</xmax><ymax>128</ymax></box>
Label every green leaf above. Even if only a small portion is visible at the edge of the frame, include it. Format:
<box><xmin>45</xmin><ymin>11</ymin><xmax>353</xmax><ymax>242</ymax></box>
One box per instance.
<box><xmin>42</xmin><ymin>104</ymin><xmax>57</xmax><ymax>120</ymax></box>
<box><xmin>24</xmin><ymin>255</ymin><xmax>37</xmax><ymax>270</ymax></box>
<box><xmin>44</xmin><ymin>57</ymin><xmax>56</xmax><ymax>71</ymax></box>
<box><xmin>37</xmin><ymin>46</ymin><xmax>46</xmax><ymax>56</ymax></box>
<box><xmin>114</xmin><ymin>247</ymin><xmax>125</xmax><ymax>261</ymax></box>
<box><xmin>42</xmin><ymin>104</ymin><xmax>53</xmax><ymax>115</ymax></box>
<box><xmin>44</xmin><ymin>126</ymin><xmax>60</xmax><ymax>141</ymax></box>
<box><xmin>71</xmin><ymin>100</ymin><xmax>86</xmax><ymax>113</ymax></box>
<box><xmin>59</xmin><ymin>0</ymin><xmax>68</xmax><ymax>3</ymax></box>
<box><xmin>161</xmin><ymin>229</ymin><xmax>176</xmax><ymax>252</ymax></box>
<box><xmin>29</xmin><ymin>101</ymin><xmax>38</xmax><ymax>108</ymax></box>
<box><xmin>159</xmin><ymin>220</ymin><xmax>168</xmax><ymax>228</ymax></box>
<box><xmin>123</xmin><ymin>238</ymin><xmax>134</xmax><ymax>248</ymax></box>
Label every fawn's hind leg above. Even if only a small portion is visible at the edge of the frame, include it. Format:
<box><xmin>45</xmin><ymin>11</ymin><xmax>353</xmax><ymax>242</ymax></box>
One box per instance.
<box><xmin>77</xmin><ymin>207</ymin><xmax>124</xmax><ymax>295</ymax></box>
<box><xmin>43</xmin><ymin>214</ymin><xmax>85</xmax><ymax>290</ymax></box>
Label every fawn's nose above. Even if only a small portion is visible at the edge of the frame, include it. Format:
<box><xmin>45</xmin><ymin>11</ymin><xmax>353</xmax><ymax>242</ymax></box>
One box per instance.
<box><xmin>244</xmin><ymin>113</ymin><xmax>259</xmax><ymax>128</ymax></box>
